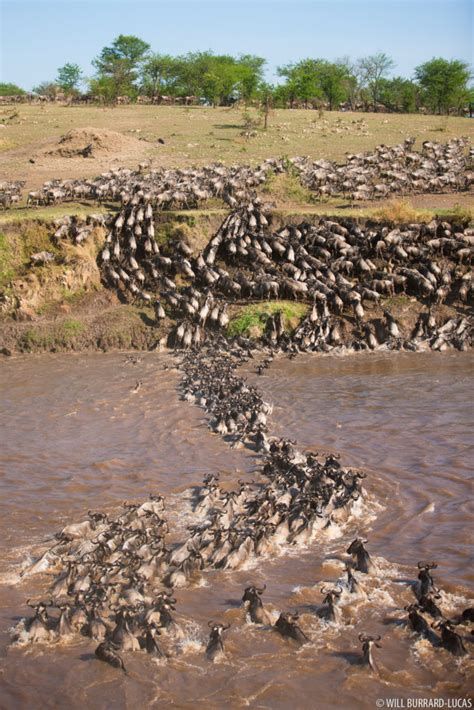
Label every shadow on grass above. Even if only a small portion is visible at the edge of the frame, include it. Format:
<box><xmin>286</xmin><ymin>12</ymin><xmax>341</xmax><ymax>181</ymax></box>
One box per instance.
<box><xmin>213</xmin><ymin>123</ymin><xmax>244</xmax><ymax>130</ymax></box>
<box><xmin>138</xmin><ymin>311</ymin><xmax>156</xmax><ymax>327</ymax></box>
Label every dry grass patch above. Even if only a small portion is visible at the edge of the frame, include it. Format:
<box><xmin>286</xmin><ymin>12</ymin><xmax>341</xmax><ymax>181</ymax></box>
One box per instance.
<box><xmin>372</xmin><ymin>199</ymin><xmax>432</xmax><ymax>223</ymax></box>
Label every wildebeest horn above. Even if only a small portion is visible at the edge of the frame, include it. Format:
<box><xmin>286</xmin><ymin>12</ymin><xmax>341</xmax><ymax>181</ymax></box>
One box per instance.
<box><xmin>417</xmin><ymin>561</ymin><xmax>437</xmax><ymax>569</ymax></box>
<box><xmin>208</xmin><ymin>620</ymin><xmax>216</xmax><ymax>627</ymax></box>
<box><xmin>256</xmin><ymin>584</ymin><xmax>266</xmax><ymax>594</ymax></box>
<box><xmin>359</xmin><ymin>633</ymin><xmax>381</xmax><ymax>642</ymax></box>
<box><xmin>222</xmin><ymin>624</ymin><xmax>231</xmax><ymax>630</ymax></box>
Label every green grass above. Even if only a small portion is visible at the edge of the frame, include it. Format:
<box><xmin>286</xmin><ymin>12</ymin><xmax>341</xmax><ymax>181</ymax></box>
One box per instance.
<box><xmin>0</xmin><ymin>203</ymin><xmax>112</xmax><ymax>225</ymax></box>
<box><xmin>435</xmin><ymin>203</ymin><xmax>473</xmax><ymax>225</ymax></box>
<box><xmin>0</xmin><ymin>232</ymin><xmax>15</xmax><ymax>288</ymax></box>
<box><xmin>0</xmin><ymin>221</ymin><xmax>62</xmax><ymax>286</ymax></box>
<box><xmin>227</xmin><ymin>300</ymin><xmax>308</xmax><ymax>338</ymax></box>
<box><xmin>61</xmin><ymin>318</ymin><xmax>84</xmax><ymax>336</ymax></box>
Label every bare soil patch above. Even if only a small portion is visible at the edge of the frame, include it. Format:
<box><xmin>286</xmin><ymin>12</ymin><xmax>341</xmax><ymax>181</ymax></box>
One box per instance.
<box><xmin>46</xmin><ymin>127</ymin><xmax>143</xmax><ymax>159</ymax></box>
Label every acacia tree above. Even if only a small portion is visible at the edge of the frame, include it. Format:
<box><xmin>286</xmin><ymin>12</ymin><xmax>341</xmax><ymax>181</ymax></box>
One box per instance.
<box><xmin>56</xmin><ymin>63</ymin><xmax>83</xmax><ymax>94</ymax></box>
<box><xmin>316</xmin><ymin>61</ymin><xmax>351</xmax><ymax>109</ymax></box>
<box><xmin>237</xmin><ymin>55</ymin><xmax>266</xmax><ymax>102</ymax></box>
<box><xmin>32</xmin><ymin>81</ymin><xmax>60</xmax><ymax>98</ymax></box>
<box><xmin>141</xmin><ymin>54</ymin><xmax>181</xmax><ymax>98</ymax></box>
<box><xmin>257</xmin><ymin>81</ymin><xmax>274</xmax><ymax>128</ymax></box>
<box><xmin>358</xmin><ymin>52</ymin><xmax>395</xmax><ymax>110</ymax></box>
<box><xmin>378</xmin><ymin>77</ymin><xmax>418</xmax><ymax>113</ymax></box>
<box><xmin>415</xmin><ymin>58</ymin><xmax>471</xmax><ymax>114</ymax></box>
<box><xmin>277</xmin><ymin>60</ymin><xmax>322</xmax><ymax>107</ymax></box>
<box><xmin>92</xmin><ymin>35</ymin><xmax>150</xmax><ymax>98</ymax></box>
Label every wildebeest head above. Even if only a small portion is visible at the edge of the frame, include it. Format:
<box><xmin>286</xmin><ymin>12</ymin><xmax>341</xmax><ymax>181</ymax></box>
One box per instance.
<box><xmin>417</xmin><ymin>561</ymin><xmax>438</xmax><ymax>596</ymax></box>
<box><xmin>242</xmin><ymin>584</ymin><xmax>266</xmax><ymax>604</ymax></box>
<box><xmin>320</xmin><ymin>584</ymin><xmax>343</xmax><ymax>606</ymax></box>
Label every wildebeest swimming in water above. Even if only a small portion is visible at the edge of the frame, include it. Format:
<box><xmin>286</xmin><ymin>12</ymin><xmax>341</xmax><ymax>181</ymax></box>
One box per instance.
<box><xmin>274</xmin><ymin>612</ymin><xmax>309</xmax><ymax>645</ymax></box>
<box><xmin>347</xmin><ymin>538</ymin><xmax>373</xmax><ymax>574</ymax></box>
<box><xmin>206</xmin><ymin>622</ymin><xmax>231</xmax><ymax>661</ymax></box>
<box><xmin>242</xmin><ymin>584</ymin><xmax>272</xmax><ymax>624</ymax></box>
<box><xmin>95</xmin><ymin>640</ymin><xmax>127</xmax><ymax>672</ymax></box>
<box><xmin>432</xmin><ymin>620</ymin><xmax>467</xmax><ymax>657</ymax></box>
<box><xmin>359</xmin><ymin>633</ymin><xmax>382</xmax><ymax>674</ymax></box>
<box><xmin>318</xmin><ymin>585</ymin><xmax>343</xmax><ymax>623</ymax></box>
<box><xmin>405</xmin><ymin>604</ymin><xmax>431</xmax><ymax>636</ymax></box>
<box><xmin>415</xmin><ymin>561</ymin><xmax>438</xmax><ymax>600</ymax></box>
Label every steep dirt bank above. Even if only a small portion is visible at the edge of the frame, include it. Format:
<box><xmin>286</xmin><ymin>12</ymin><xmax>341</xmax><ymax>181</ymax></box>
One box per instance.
<box><xmin>0</xmin><ymin>211</ymin><xmax>221</xmax><ymax>353</ymax></box>
<box><xmin>0</xmin><ymin>208</ymin><xmax>471</xmax><ymax>355</ymax></box>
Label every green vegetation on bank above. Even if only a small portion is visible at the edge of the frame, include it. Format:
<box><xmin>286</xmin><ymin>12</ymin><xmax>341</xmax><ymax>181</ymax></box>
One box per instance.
<box><xmin>227</xmin><ymin>301</ymin><xmax>309</xmax><ymax>338</ymax></box>
<box><xmin>0</xmin><ymin>222</ymin><xmax>60</xmax><ymax>288</ymax></box>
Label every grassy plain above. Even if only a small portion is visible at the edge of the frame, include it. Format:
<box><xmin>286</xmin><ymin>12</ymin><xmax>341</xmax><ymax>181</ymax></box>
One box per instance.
<box><xmin>0</xmin><ymin>104</ymin><xmax>473</xmax><ymax>192</ymax></box>
<box><xmin>0</xmin><ymin>104</ymin><xmax>472</xmax><ymax>353</ymax></box>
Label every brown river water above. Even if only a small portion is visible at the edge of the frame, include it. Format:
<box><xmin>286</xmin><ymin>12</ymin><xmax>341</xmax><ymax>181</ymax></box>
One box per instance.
<box><xmin>0</xmin><ymin>351</ymin><xmax>472</xmax><ymax>709</ymax></box>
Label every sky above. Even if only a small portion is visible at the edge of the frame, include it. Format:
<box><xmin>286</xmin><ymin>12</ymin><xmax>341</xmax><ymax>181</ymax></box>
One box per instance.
<box><xmin>1</xmin><ymin>0</ymin><xmax>472</xmax><ymax>90</ymax></box>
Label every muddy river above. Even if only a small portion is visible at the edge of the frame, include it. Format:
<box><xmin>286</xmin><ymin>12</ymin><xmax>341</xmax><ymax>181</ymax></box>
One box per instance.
<box><xmin>0</xmin><ymin>351</ymin><xmax>472</xmax><ymax>708</ymax></box>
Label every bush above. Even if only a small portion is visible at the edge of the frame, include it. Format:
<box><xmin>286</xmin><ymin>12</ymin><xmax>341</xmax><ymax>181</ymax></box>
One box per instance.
<box><xmin>227</xmin><ymin>301</ymin><xmax>308</xmax><ymax>338</ymax></box>
<box><xmin>0</xmin><ymin>82</ymin><xmax>26</xmax><ymax>96</ymax></box>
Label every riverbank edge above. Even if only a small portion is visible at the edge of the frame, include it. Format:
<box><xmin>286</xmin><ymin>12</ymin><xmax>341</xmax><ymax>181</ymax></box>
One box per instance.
<box><xmin>0</xmin><ymin>207</ymin><xmax>471</xmax><ymax>355</ymax></box>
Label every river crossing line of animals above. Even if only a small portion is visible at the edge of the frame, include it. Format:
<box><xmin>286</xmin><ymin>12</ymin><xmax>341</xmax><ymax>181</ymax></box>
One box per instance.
<box><xmin>4</xmin><ymin>136</ymin><xmax>473</xmax><ymax>688</ymax></box>
<box><xmin>10</xmin><ymin>336</ymin><xmax>473</xmax><ymax>680</ymax></box>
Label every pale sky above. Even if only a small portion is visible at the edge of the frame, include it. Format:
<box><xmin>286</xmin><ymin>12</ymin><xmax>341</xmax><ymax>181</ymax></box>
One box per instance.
<box><xmin>1</xmin><ymin>0</ymin><xmax>472</xmax><ymax>90</ymax></box>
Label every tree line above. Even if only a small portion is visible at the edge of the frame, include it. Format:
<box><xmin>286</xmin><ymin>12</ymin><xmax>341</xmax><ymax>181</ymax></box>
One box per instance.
<box><xmin>2</xmin><ymin>35</ymin><xmax>472</xmax><ymax>114</ymax></box>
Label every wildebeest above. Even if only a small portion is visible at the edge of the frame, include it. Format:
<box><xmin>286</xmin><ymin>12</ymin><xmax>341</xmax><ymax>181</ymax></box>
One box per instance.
<box><xmin>347</xmin><ymin>538</ymin><xmax>373</xmax><ymax>574</ymax></box>
<box><xmin>405</xmin><ymin>604</ymin><xmax>430</xmax><ymax>636</ymax></box>
<box><xmin>206</xmin><ymin>622</ymin><xmax>230</xmax><ymax>661</ymax></box>
<box><xmin>432</xmin><ymin>620</ymin><xmax>467</xmax><ymax>657</ymax></box>
<box><xmin>416</xmin><ymin>561</ymin><xmax>438</xmax><ymax>599</ymax></box>
<box><xmin>274</xmin><ymin>612</ymin><xmax>309</xmax><ymax>645</ymax></box>
<box><xmin>242</xmin><ymin>584</ymin><xmax>271</xmax><ymax>624</ymax></box>
<box><xmin>95</xmin><ymin>640</ymin><xmax>127</xmax><ymax>672</ymax></box>
<box><xmin>359</xmin><ymin>633</ymin><xmax>382</xmax><ymax>673</ymax></box>
<box><xmin>318</xmin><ymin>585</ymin><xmax>343</xmax><ymax>622</ymax></box>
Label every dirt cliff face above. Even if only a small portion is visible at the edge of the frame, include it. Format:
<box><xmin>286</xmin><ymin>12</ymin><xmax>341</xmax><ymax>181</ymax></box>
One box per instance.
<box><xmin>0</xmin><ymin>208</ymin><xmax>472</xmax><ymax>355</ymax></box>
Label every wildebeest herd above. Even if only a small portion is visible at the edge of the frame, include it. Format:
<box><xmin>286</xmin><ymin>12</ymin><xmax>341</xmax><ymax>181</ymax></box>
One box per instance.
<box><xmin>13</xmin><ymin>334</ymin><xmax>473</xmax><ymax>674</ymax></box>
<box><xmin>0</xmin><ymin>137</ymin><xmax>473</xmax><ymax>209</ymax></box>
<box><xmin>45</xmin><ymin>192</ymin><xmax>473</xmax><ymax>355</ymax></box>
<box><xmin>7</xmin><ymin>136</ymin><xmax>473</xmax><ymax>680</ymax></box>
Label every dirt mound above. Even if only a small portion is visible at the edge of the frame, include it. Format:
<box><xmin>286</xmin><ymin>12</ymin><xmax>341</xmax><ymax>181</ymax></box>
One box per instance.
<box><xmin>47</xmin><ymin>127</ymin><xmax>141</xmax><ymax>158</ymax></box>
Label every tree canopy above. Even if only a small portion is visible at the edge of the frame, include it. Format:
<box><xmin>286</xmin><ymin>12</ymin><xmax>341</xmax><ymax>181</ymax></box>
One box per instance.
<box><xmin>0</xmin><ymin>82</ymin><xmax>26</xmax><ymax>96</ymax></box>
<box><xmin>357</xmin><ymin>52</ymin><xmax>396</xmax><ymax>110</ymax></box>
<box><xmin>56</xmin><ymin>63</ymin><xmax>83</xmax><ymax>94</ymax></box>
<box><xmin>415</xmin><ymin>58</ymin><xmax>471</xmax><ymax>114</ymax></box>
<box><xmin>14</xmin><ymin>34</ymin><xmax>472</xmax><ymax>114</ymax></box>
<box><xmin>92</xmin><ymin>34</ymin><xmax>151</xmax><ymax>98</ymax></box>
